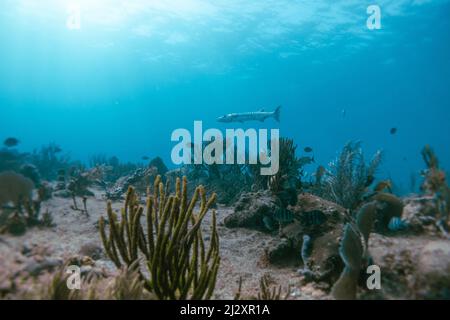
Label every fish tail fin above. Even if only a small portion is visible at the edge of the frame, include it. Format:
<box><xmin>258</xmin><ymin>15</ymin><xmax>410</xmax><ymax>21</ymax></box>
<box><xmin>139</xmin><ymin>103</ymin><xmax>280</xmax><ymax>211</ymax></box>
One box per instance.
<box><xmin>273</xmin><ymin>106</ymin><xmax>281</xmax><ymax>122</ymax></box>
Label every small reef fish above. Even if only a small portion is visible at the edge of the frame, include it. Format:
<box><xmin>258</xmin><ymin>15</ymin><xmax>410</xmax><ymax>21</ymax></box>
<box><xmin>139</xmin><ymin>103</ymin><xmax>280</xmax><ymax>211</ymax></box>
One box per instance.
<box><xmin>3</xmin><ymin>137</ymin><xmax>19</xmax><ymax>147</ymax></box>
<box><xmin>304</xmin><ymin>147</ymin><xmax>313</xmax><ymax>153</ymax></box>
<box><xmin>374</xmin><ymin>180</ymin><xmax>392</xmax><ymax>193</ymax></box>
<box><xmin>142</xmin><ymin>156</ymin><xmax>150</xmax><ymax>161</ymax></box>
<box><xmin>300</xmin><ymin>210</ymin><xmax>326</xmax><ymax>226</ymax></box>
<box><xmin>390</xmin><ymin>127</ymin><xmax>397</xmax><ymax>135</ymax></box>
<box><xmin>217</xmin><ymin>106</ymin><xmax>281</xmax><ymax>123</ymax></box>
<box><xmin>388</xmin><ymin>217</ymin><xmax>409</xmax><ymax>231</ymax></box>
<box><xmin>273</xmin><ymin>208</ymin><xmax>294</xmax><ymax>224</ymax></box>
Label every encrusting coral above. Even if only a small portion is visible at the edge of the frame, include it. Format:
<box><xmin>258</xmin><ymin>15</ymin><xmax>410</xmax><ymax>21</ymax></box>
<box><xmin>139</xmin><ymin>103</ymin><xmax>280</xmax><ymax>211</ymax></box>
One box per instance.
<box><xmin>99</xmin><ymin>175</ymin><xmax>220</xmax><ymax>300</ymax></box>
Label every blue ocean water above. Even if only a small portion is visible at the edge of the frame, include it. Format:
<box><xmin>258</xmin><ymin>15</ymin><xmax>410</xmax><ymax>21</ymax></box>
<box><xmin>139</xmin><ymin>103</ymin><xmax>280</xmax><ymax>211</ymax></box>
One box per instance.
<box><xmin>0</xmin><ymin>0</ymin><xmax>449</xmax><ymax>193</ymax></box>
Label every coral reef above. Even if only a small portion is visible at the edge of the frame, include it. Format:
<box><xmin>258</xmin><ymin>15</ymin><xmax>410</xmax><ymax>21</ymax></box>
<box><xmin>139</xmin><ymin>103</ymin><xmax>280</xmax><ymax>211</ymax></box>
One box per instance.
<box><xmin>0</xmin><ymin>149</ymin><xmax>27</xmax><ymax>173</ymax></box>
<box><xmin>224</xmin><ymin>190</ymin><xmax>282</xmax><ymax>230</ymax></box>
<box><xmin>183</xmin><ymin>151</ymin><xmax>253</xmax><ymax>205</ymax></box>
<box><xmin>105</xmin><ymin>167</ymin><xmax>158</xmax><ymax>200</ymax></box>
<box><xmin>28</xmin><ymin>143</ymin><xmax>72</xmax><ymax>180</ymax></box>
<box><xmin>402</xmin><ymin>196</ymin><xmax>447</xmax><ymax>235</ymax></box>
<box><xmin>89</xmin><ymin>154</ymin><xmax>145</xmax><ymax>184</ymax></box>
<box><xmin>204</xmin><ymin>165</ymin><xmax>253</xmax><ymax>205</ymax></box>
<box><xmin>37</xmin><ymin>182</ymin><xmax>53</xmax><ymax>201</ymax></box>
<box><xmin>0</xmin><ymin>198</ymin><xmax>54</xmax><ymax>236</ymax></box>
<box><xmin>420</xmin><ymin>145</ymin><xmax>450</xmax><ymax>237</ymax></box>
<box><xmin>1</xmin><ymin>139</ymin><xmax>450</xmax><ymax>301</ymax></box>
<box><xmin>181</xmin><ymin>137</ymin><xmax>310</xmax><ymax>206</ymax></box>
<box><xmin>99</xmin><ymin>176</ymin><xmax>220</xmax><ymax>299</ymax></box>
<box><xmin>0</xmin><ymin>171</ymin><xmax>54</xmax><ymax>235</ymax></box>
<box><xmin>149</xmin><ymin>157</ymin><xmax>168</xmax><ymax>176</ymax></box>
<box><xmin>66</xmin><ymin>169</ymin><xmax>95</xmax><ymax>216</ymax></box>
<box><xmin>369</xmin><ymin>192</ymin><xmax>404</xmax><ymax>233</ymax></box>
<box><xmin>262</xmin><ymin>193</ymin><xmax>347</xmax><ymax>276</ymax></box>
<box><xmin>66</xmin><ymin>168</ymin><xmax>95</xmax><ymax>198</ymax></box>
<box><xmin>267</xmin><ymin>138</ymin><xmax>306</xmax><ymax>207</ymax></box>
<box><xmin>19</xmin><ymin>164</ymin><xmax>41</xmax><ymax>187</ymax></box>
<box><xmin>55</xmin><ymin>169</ymin><xmax>67</xmax><ymax>191</ymax></box>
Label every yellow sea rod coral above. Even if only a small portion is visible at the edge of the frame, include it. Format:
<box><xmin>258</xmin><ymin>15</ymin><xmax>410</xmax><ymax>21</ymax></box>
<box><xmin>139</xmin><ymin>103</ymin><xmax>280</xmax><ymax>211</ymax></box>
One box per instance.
<box><xmin>99</xmin><ymin>175</ymin><xmax>220</xmax><ymax>300</ymax></box>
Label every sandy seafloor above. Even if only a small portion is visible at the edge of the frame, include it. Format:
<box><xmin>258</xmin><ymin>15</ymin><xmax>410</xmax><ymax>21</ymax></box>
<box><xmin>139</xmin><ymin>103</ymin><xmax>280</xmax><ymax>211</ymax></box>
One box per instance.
<box><xmin>0</xmin><ymin>187</ymin><xmax>449</xmax><ymax>300</ymax></box>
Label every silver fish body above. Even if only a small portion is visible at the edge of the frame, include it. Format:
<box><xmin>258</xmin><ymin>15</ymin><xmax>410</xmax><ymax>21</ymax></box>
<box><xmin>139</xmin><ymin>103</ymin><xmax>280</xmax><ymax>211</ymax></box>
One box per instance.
<box><xmin>217</xmin><ymin>106</ymin><xmax>280</xmax><ymax>123</ymax></box>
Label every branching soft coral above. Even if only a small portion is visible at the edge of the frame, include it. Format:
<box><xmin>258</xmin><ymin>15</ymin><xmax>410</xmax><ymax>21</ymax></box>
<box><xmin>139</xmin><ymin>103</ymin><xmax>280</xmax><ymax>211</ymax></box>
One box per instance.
<box><xmin>99</xmin><ymin>175</ymin><xmax>220</xmax><ymax>300</ymax></box>
<box><xmin>322</xmin><ymin>141</ymin><xmax>382</xmax><ymax>210</ymax></box>
<box><xmin>29</xmin><ymin>143</ymin><xmax>71</xmax><ymax>180</ymax></box>
<box><xmin>268</xmin><ymin>138</ymin><xmax>307</xmax><ymax>206</ymax></box>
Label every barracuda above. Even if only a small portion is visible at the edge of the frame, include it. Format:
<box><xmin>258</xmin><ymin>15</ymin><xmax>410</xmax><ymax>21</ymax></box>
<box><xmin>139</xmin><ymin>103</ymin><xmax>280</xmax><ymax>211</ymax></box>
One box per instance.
<box><xmin>217</xmin><ymin>106</ymin><xmax>281</xmax><ymax>123</ymax></box>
